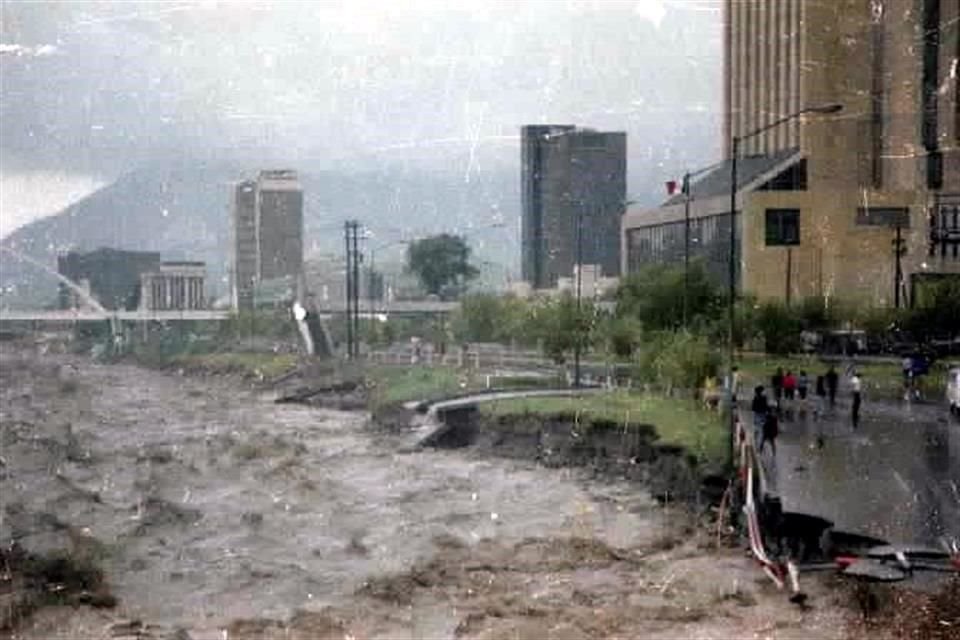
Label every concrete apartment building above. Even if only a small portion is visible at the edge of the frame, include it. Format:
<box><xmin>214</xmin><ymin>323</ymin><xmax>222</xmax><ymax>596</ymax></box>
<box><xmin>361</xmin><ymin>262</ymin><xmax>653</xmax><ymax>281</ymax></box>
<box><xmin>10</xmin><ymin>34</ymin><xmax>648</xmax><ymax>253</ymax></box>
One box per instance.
<box><xmin>622</xmin><ymin>0</ymin><xmax>960</xmax><ymax>307</ymax></box>
<box><xmin>231</xmin><ymin>169</ymin><xmax>304</xmax><ymax>310</ymax></box>
<box><xmin>522</xmin><ymin>125</ymin><xmax>627</xmax><ymax>290</ymax></box>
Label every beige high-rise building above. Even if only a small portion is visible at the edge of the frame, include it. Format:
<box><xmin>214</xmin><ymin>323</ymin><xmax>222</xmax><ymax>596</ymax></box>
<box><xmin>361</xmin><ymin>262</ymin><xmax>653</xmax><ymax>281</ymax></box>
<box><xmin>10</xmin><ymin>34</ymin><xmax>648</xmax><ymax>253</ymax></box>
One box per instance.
<box><xmin>623</xmin><ymin>0</ymin><xmax>959</xmax><ymax>307</ymax></box>
<box><xmin>231</xmin><ymin>170</ymin><xmax>304</xmax><ymax>311</ymax></box>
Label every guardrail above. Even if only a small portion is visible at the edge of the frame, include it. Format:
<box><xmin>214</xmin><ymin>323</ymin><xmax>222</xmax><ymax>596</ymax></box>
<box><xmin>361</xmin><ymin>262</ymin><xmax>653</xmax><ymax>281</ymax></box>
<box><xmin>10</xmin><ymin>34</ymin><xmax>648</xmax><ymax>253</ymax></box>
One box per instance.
<box><xmin>0</xmin><ymin>309</ymin><xmax>232</xmax><ymax>322</ymax></box>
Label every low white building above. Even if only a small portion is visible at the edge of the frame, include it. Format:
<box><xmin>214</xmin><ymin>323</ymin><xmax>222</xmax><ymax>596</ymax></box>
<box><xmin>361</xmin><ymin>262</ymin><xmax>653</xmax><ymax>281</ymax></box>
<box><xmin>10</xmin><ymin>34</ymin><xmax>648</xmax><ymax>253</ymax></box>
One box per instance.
<box><xmin>139</xmin><ymin>261</ymin><xmax>206</xmax><ymax>311</ymax></box>
<box><xmin>513</xmin><ymin>264</ymin><xmax>618</xmax><ymax>299</ymax></box>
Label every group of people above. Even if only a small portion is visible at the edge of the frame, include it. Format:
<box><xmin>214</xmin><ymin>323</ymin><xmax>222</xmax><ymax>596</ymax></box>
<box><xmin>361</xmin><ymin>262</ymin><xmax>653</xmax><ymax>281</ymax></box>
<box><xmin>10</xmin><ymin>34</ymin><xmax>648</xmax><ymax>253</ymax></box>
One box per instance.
<box><xmin>749</xmin><ymin>364</ymin><xmax>864</xmax><ymax>456</ymax></box>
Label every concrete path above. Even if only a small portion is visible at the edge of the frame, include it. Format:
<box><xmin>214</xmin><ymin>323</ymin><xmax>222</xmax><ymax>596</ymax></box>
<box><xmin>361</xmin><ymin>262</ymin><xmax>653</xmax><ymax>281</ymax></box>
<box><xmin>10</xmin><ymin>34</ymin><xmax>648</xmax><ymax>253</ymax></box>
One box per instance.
<box><xmin>418</xmin><ymin>387</ymin><xmax>605</xmax><ymax>416</ymax></box>
<box><xmin>768</xmin><ymin>397</ymin><xmax>959</xmax><ymax>548</ymax></box>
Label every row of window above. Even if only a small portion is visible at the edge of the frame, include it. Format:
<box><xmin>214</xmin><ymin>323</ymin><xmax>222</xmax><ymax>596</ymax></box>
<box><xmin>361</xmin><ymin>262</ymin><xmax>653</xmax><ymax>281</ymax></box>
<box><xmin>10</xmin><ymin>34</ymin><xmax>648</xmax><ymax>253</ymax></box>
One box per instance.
<box><xmin>629</xmin><ymin>205</ymin><xmax>960</xmax><ymax>258</ymax></box>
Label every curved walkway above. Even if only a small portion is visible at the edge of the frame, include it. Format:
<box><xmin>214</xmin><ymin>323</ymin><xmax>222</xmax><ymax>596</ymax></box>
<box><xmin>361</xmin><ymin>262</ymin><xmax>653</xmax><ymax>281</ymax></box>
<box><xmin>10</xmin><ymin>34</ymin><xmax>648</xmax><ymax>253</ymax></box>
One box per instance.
<box><xmin>404</xmin><ymin>386</ymin><xmax>606</xmax><ymax>416</ymax></box>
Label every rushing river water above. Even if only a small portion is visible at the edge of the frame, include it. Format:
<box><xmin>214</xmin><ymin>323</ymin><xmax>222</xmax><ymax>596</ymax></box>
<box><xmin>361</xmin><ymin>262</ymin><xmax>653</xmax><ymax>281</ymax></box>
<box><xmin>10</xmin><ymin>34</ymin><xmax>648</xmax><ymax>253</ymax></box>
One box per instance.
<box><xmin>0</xmin><ymin>345</ymin><xmax>660</xmax><ymax>631</ymax></box>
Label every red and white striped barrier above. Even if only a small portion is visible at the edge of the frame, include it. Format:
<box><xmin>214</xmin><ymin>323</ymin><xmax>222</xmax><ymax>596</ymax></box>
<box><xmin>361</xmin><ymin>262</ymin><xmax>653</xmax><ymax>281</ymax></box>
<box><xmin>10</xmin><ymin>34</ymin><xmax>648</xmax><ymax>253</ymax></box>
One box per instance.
<box><xmin>734</xmin><ymin>411</ymin><xmax>791</xmax><ymax>591</ymax></box>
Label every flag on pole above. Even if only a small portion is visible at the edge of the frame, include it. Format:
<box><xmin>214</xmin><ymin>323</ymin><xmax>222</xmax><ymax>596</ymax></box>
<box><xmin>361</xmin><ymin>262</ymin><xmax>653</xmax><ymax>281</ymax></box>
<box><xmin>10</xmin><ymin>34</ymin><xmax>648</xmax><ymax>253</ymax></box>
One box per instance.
<box><xmin>665</xmin><ymin>177</ymin><xmax>689</xmax><ymax>196</ymax></box>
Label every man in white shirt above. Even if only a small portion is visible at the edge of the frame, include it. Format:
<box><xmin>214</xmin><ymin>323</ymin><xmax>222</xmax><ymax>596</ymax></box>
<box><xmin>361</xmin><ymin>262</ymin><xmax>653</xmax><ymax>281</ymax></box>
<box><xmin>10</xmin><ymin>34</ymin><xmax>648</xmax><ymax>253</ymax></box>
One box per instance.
<box><xmin>850</xmin><ymin>371</ymin><xmax>863</xmax><ymax>429</ymax></box>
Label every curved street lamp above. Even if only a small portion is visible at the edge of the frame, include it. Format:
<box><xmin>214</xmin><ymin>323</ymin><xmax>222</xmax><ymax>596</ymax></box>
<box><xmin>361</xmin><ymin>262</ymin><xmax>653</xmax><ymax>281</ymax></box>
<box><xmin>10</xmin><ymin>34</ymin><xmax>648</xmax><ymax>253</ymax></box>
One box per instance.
<box><xmin>725</xmin><ymin>102</ymin><xmax>843</xmax><ymax>471</ymax></box>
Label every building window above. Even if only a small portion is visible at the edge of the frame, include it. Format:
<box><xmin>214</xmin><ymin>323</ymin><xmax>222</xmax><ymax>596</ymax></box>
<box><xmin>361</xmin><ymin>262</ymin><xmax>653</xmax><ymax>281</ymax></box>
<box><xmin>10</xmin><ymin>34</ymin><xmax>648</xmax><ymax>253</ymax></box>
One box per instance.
<box><xmin>929</xmin><ymin>197</ymin><xmax>960</xmax><ymax>260</ymax></box>
<box><xmin>856</xmin><ymin>207</ymin><xmax>910</xmax><ymax>227</ymax></box>
<box><xmin>765</xmin><ymin>209</ymin><xmax>800</xmax><ymax>246</ymax></box>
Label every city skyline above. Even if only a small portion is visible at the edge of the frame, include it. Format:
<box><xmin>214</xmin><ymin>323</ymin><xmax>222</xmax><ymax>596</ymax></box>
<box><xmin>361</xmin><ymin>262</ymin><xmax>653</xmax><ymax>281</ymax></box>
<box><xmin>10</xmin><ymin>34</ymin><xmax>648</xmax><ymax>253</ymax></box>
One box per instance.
<box><xmin>1</xmin><ymin>1</ymin><xmax>720</xmax><ymax>238</ymax></box>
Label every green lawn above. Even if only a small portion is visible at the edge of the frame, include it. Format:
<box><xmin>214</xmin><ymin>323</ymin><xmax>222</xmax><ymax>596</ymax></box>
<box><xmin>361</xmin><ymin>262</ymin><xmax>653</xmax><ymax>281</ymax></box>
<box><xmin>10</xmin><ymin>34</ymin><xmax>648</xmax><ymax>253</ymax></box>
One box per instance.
<box><xmin>736</xmin><ymin>353</ymin><xmax>946</xmax><ymax>398</ymax></box>
<box><xmin>482</xmin><ymin>392</ymin><xmax>726</xmax><ymax>467</ymax></box>
<box><xmin>367</xmin><ymin>366</ymin><xmax>472</xmax><ymax>406</ymax></box>
<box><xmin>168</xmin><ymin>352</ymin><xmax>299</xmax><ymax>379</ymax></box>
<box><xmin>365</xmin><ymin>365</ymin><xmax>561</xmax><ymax>407</ymax></box>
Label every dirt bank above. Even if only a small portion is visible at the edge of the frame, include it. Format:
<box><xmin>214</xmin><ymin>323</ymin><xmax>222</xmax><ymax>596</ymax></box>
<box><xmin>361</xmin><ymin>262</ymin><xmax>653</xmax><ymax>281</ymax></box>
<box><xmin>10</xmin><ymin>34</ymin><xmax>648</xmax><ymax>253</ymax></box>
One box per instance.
<box><xmin>0</xmin><ymin>341</ymin><xmax>918</xmax><ymax>639</ymax></box>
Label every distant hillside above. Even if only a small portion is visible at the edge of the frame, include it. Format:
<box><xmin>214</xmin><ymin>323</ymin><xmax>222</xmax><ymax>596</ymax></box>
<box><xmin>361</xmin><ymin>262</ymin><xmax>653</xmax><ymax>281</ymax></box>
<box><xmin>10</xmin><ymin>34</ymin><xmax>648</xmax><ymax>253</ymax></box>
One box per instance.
<box><xmin>0</xmin><ymin>160</ymin><xmax>522</xmax><ymax>308</ymax></box>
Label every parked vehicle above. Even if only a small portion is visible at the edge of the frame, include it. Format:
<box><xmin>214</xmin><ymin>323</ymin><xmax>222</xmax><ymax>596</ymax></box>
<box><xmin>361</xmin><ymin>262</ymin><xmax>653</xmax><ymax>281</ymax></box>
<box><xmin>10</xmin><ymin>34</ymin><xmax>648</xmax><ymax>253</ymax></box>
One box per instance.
<box><xmin>947</xmin><ymin>365</ymin><xmax>960</xmax><ymax>418</ymax></box>
<box><xmin>818</xmin><ymin>330</ymin><xmax>867</xmax><ymax>356</ymax></box>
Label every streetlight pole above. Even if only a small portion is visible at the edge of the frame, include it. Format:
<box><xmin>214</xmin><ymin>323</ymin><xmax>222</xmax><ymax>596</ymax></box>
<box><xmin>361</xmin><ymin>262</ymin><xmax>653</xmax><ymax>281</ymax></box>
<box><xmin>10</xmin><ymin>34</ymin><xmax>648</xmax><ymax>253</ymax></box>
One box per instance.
<box><xmin>893</xmin><ymin>223</ymin><xmax>906</xmax><ymax>309</ymax></box>
<box><xmin>574</xmin><ymin>210</ymin><xmax>583</xmax><ymax>388</ymax></box>
<box><xmin>683</xmin><ymin>171</ymin><xmax>691</xmax><ymax>328</ymax></box>
<box><xmin>725</xmin><ymin>102</ymin><xmax>843</xmax><ymax>472</ymax></box>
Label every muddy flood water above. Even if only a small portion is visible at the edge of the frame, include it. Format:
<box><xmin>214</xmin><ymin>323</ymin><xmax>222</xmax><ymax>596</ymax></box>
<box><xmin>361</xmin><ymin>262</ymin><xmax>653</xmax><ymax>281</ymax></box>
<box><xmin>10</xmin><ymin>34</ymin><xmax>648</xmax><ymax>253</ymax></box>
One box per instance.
<box><xmin>0</xmin><ymin>342</ymin><xmax>925</xmax><ymax>639</ymax></box>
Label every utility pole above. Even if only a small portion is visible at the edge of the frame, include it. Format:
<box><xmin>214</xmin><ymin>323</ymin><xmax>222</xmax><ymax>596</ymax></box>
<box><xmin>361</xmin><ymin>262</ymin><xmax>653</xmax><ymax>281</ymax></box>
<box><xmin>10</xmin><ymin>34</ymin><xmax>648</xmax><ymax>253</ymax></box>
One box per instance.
<box><xmin>893</xmin><ymin>223</ymin><xmax>906</xmax><ymax>309</ymax></box>
<box><xmin>785</xmin><ymin>247</ymin><xmax>793</xmax><ymax>306</ymax></box>
<box><xmin>574</xmin><ymin>211</ymin><xmax>583</xmax><ymax>389</ymax></box>
<box><xmin>343</xmin><ymin>220</ymin><xmax>363</xmax><ymax>359</ymax></box>
<box><xmin>352</xmin><ymin>221</ymin><xmax>361</xmax><ymax>356</ymax></box>
<box><xmin>683</xmin><ymin>171</ymin><xmax>691</xmax><ymax>328</ymax></box>
<box><xmin>368</xmin><ymin>248</ymin><xmax>377</xmax><ymax>336</ymax></box>
<box><xmin>344</xmin><ymin>221</ymin><xmax>354</xmax><ymax>359</ymax></box>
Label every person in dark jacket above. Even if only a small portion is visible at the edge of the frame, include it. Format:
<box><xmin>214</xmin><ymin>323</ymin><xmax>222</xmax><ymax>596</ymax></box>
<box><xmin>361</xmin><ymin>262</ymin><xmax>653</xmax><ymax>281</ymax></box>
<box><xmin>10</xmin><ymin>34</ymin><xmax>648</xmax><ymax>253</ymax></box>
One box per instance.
<box><xmin>825</xmin><ymin>366</ymin><xmax>839</xmax><ymax>408</ymax></box>
<box><xmin>751</xmin><ymin>385</ymin><xmax>769</xmax><ymax>449</ymax></box>
<box><xmin>760</xmin><ymin>410</ymin><xmax>779</xmax><ymax>456</ymax></box>
<box><xmin>772</xmin><ymin>367</ymin><xmax>784</xmax><ymax>408</ymax></box>
<box><xmin>798</xmin><ymin>370</ymin><xmax>809</xmax><ymax>401</ymax></box>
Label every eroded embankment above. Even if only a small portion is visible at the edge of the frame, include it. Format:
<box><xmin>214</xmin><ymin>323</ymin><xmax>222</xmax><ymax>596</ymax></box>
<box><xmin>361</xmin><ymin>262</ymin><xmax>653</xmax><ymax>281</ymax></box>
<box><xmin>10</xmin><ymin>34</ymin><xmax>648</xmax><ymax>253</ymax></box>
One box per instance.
<box><xmin>410</xmin><ymin>406</ymin><xmax>715</xmax><ymax>505</ymax></box>
<box><xmin>6</xmin><ymin>344</ymin><xmax>950</xmax><ymax>640</ymax></box>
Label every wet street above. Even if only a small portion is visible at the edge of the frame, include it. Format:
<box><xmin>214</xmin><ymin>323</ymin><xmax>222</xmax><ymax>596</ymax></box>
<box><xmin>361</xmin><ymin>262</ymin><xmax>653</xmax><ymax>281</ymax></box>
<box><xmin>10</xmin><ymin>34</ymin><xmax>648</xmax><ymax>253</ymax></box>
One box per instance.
<box><xmin>774</xmin><ymin>398</ymin><xmax>960</xmax><ymax>549</ymax></box>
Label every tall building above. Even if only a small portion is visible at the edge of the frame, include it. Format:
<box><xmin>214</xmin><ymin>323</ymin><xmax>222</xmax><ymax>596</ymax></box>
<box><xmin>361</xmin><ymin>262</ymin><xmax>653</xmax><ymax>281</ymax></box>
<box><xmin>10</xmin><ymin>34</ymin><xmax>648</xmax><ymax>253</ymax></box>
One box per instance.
<box><xmin>623</xmin><ymin>0</ymin><xmax>960</xmax><ymax>307</ymax></box>
<box><xmin>232</xmin><ymin>180</ymin><xmax>258</xmax><ymax>310</ymax></box>
<box><xmin>231</xmin><ymin>170</ymin><xmax>304</xmax><ymax>310</ymax></box>
<box><xmin>522</xmin><ymin>125</ymin><xmax>627</xmax><ymax>289</ymax></box>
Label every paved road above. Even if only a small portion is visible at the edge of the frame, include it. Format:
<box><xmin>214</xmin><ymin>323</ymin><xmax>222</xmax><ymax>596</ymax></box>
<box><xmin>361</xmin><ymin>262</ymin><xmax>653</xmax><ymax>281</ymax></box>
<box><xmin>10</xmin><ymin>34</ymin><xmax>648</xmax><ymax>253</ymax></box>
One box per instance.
<box><xmin>769</xmin><ymin>397</ymin><xmax>960</xmax><ymax>548</ymax></box>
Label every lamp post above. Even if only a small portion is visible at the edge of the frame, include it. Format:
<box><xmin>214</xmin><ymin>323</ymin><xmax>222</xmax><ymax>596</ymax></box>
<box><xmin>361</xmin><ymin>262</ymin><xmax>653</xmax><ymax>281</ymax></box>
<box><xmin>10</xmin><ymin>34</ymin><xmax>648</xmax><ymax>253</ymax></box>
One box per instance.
<box><xmin>726</xmin><ymin>102</ymin><xmax>843</xmax><ymax>471</ymax></box>
<box><xmin>892</xmin><ymin>223</ymin><xmax>906</xmax><ymax>309</ymax></box>
<box><xmin>367</xmin><ymin>238</ymin><xmax>410</xmax><ymax>324</ymax></box>
<box><xmin>574</xmin><ymin>211</ymin><xmax>584</xmax><ymax>388</ymax></box>
<box><xmin>678</xmin><ymin>163</ymin><xmax>723</xmax><ymax>327</ymax></box>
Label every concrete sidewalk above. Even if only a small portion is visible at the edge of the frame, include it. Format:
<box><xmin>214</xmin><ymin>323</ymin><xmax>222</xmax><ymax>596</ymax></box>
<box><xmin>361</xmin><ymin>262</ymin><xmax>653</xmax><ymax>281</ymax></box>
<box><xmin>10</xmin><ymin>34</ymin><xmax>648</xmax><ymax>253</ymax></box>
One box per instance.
<box><xmin>762</xmin><ymin>397</ymin><xmax>959</xmax><ymax>548</ymax></box>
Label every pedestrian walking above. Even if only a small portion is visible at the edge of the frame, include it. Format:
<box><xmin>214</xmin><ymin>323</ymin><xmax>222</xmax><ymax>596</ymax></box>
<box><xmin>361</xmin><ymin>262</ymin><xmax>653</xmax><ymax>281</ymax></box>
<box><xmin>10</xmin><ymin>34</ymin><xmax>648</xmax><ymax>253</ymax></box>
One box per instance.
<box><xmin>850</xmin><ymin>370</ymin><xmax>863</xmax><ymax>429</ymax></box>
<box><xmin>751</xmin><ymin>385</ymin><xmax>769</xmax><ymax>449</ymax></box>
<box><xmin>760</xmin><ymin>410</ymin><xmax>779</xmax><ymax>457</ymax></box>
<box><xmin>798</xmin><ymin>370</ymin><xmax>809</xmax><ymax>401</ymax></box>
<box><xmin>783</xmin><ymin>370</ymin><xmax>797</xmax><ymax>401</ymax></box>
<box><xmin>825</xmin><ymin>366</ymin><xmax>839</xmax><ymax>408</ymax></box>
<box><xmin>814</xmin><ymin>375</ymin><xmax>827</xmax><ymax>417</ymax></box>
<box><xmin>772</xmin><ymin>367</ymin><xmax>784</xmax><ymax>408</ymax></box>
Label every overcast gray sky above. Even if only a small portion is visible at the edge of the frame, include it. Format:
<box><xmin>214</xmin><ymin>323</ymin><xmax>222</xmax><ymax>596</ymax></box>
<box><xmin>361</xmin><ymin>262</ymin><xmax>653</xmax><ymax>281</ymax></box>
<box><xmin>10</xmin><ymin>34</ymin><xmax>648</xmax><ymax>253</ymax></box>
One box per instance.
<box><xmin>1</xmin><ymin>0</ymin><xmax>721</xmax><ymax>236</ymax></box>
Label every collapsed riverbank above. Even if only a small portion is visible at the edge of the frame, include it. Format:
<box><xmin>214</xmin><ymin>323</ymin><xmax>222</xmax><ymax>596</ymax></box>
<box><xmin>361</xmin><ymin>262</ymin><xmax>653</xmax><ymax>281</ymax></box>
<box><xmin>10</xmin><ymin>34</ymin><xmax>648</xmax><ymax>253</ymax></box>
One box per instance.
<box><xmin>3</xmin><ymin>340</ymin><xmax>948</xmax><ymax>639</ymax></box>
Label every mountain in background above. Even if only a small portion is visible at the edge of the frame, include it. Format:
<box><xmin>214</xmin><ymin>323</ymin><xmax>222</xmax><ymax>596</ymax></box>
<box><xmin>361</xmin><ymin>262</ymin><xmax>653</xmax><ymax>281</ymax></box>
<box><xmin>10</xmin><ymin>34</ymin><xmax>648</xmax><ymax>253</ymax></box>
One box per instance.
<box><xmin>0</xmin><ymin>159</ymin><xmax>524</xmax><ymax>308</ymax></box>
<box><xmin>0</xmin><ymin>124</ymin><xmax>715</xmax><ymax>309</ymax></box>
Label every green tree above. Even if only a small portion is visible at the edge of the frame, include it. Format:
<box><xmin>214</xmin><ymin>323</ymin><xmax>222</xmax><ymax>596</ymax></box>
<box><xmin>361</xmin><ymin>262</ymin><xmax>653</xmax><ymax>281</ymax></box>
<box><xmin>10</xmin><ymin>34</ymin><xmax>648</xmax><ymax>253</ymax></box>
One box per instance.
<box><xmin>525</xmin><ymin>294</ymin><xmax>596</xmax><ymax>364</ymax></box>
<box><xmin>452</xmin><ymin>294</ymin><xmax>533</xmax><ymax>345</ymax></box>
<box><xmin>453</xmin><ymin>293</ymin><xmax>502</xmax><ymax>343</ymax></box>
<box><xmin>905</xmin><ymin>277</ymin><xmax>960</xmax><ymax>340</ymax></box>
<box><xmin>405</xmin><ymin>234</ymin><xmax>479</xmax><ymax>297</ymax></box>
<box><xmin>632</xmin><ymin>330</ymin><xmax>720</xmax><ymax>392</ymax></box>
<box><xmin>756</xmin><ymin>301</ymin><xmax>802</xmax><ymax>354</ymax></box>
<box><xmin>616</xmin><ymin>262</ymin><xmax>722</xmax><ymax>330</ymax></box>
<box><xmin>600</xmin><ymin>315</ymin><xmax>644</xmax><ymax>359</ymax></box>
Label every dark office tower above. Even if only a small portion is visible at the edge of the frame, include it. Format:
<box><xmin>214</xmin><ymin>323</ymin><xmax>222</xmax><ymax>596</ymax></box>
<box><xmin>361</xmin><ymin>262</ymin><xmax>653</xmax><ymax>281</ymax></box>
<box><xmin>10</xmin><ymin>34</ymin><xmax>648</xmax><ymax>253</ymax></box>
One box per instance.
<box><xmin>256</xmin><ymin>169</ymin><xmax>304</xmax><ymax>281</ymax></box>
<box><xmin>521</xmin><ymin>125</ymin><xmax>626</xmax><ymax>289</ymax></box>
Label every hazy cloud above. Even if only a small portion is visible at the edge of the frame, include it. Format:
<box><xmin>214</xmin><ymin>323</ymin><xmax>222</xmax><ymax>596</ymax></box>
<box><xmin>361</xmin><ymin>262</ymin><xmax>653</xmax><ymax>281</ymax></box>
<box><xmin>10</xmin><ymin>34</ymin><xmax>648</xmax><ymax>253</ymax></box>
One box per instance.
<box><xmin>1</xmin><ymin>0</ymin><xmax>721</xmax><ymax>231</ymax></box>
